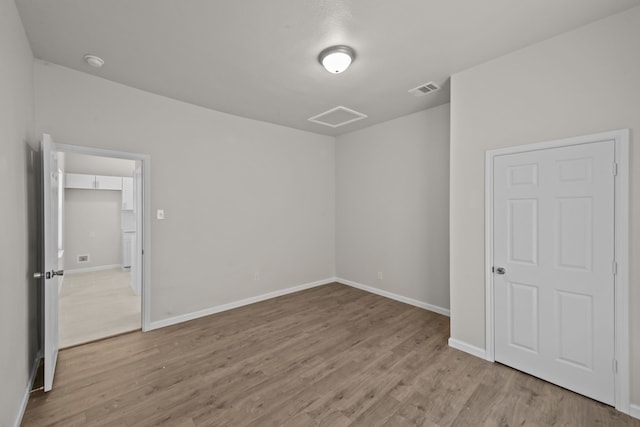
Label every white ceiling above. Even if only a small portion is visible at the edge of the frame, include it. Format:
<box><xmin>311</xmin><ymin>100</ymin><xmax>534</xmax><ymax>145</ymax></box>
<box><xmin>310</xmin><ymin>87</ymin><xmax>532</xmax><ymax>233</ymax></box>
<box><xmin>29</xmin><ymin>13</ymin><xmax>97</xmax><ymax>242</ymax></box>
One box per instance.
<box><xmin>16</xmin><ymin>0</ymin><xmax>640</xmax><ymax>136</ymax></box>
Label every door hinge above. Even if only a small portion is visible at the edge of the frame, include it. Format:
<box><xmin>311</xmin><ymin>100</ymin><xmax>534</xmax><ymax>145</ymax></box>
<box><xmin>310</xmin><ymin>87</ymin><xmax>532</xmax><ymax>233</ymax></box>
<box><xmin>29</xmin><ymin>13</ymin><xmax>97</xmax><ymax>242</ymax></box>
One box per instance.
<box><xmin>612</xmin><ymin>260</ymin><xmax>617</xmax><ymax>275</ymax></box>
<box><xmin>613</xmin><ymin>359</ymin><xmax>618</xmax><ymax>373</ymax></box>
<box><xmin>613</xmin><ymin>162</ymin><xmax>618</xmax><ymax>176</ymax></box>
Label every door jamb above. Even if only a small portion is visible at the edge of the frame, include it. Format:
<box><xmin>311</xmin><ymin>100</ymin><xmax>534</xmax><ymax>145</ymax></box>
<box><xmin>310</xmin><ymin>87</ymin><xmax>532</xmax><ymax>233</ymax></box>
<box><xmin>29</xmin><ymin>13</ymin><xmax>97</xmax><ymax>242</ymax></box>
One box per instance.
<box><xmin>484</xmin><ymin>129</ymin><xmax>630</xmax><ymax>413</ymax></box>
<box><xmin>54</xmin><ymin>143</ymin><xmax>152</xmax><ymax>332</ymax></box>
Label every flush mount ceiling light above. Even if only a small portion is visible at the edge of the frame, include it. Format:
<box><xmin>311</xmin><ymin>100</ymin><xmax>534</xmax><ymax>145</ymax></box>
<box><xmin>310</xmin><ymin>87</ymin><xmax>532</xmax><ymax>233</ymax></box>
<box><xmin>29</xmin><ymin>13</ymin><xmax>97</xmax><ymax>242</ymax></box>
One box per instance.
<box><xmin>318</xmin><ymin>45</ymin><xmax>355</xmax><ymax>74</ymax></box>
<box><xmin>83</xmin><ymin>54</ymin><xmax>104</xmax><ymax>68</ymax></box>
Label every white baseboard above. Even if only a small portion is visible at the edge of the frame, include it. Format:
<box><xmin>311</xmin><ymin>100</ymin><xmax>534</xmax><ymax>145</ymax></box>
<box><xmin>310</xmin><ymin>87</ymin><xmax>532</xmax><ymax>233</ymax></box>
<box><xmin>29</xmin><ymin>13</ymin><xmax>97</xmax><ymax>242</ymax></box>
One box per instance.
<box><xmin>65</xmin><ymin>264</ymin><xmax>122</xmax><ymax>275</ymax></box>
<box><xmin>148</xmin><ymin>277</ymin><xmax>336</xmax><ymax>330</ymax></box>
<box><xmin>448</xmin><ymin>337</ymin><xmax>490</xmax><ymax>361</ymax></box>
<box><xmin>334</xmin><ymin>277</ymin><xmax>450</xmax><ymax>317</ymax></box>
<box><xmin>14</xmin><ymin>351</ymin><xmax>42</xmax><ymax>427</ymax></box>
<box><xmin>630</xmin><ymin>404</ymin><xmax>640</xmax><ymax>420</ymax></box>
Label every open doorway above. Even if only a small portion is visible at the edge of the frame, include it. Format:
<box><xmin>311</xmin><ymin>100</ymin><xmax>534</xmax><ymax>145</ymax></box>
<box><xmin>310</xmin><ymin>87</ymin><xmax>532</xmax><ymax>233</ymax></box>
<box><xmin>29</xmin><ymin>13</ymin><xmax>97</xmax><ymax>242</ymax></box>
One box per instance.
<box><xmin>46</xmin><ymin>141</ymin><xmax>151</xmax><ymax>351</ymax></box>
<box><xmin>38</xmin><ymin>135</ymin><xmax>151</xmax><ymax>391</ymax></box>
<box><xmin>57</xmin><ymin>152</ymin><xmax>142</xmax><ymax>348</ymax></box>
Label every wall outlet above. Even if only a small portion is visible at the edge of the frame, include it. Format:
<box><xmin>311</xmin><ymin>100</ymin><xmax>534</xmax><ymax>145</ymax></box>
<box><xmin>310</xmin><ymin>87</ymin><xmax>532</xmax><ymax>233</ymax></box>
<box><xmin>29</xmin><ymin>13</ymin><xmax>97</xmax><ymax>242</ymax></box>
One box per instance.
<box><xmin>378</xmin><ymin>272</ymin><xmax>383</xmax><ymax>280</ymax></box>
<box><xmin>78</xmin><ymin>254</ymin><xmax>89</xmax><ymax>263</ymax></box>
<box><xmin>157</xmin><ymin>209</ymin><xmax>165</xmax><ymax>220</ymax></box>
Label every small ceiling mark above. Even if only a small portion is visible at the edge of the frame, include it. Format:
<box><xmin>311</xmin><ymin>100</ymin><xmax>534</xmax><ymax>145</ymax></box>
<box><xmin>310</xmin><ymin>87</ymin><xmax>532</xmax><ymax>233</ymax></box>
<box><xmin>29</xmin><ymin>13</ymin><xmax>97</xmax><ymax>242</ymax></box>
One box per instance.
<box><xmin>408</xmin><ymin>81</ymin><xmax>440</xmax><ymax>97</ymax></box>
<box><xmin>308</xmin><ymin>106</ymin><xmax>368</xmax><ymax>128</ymax></box>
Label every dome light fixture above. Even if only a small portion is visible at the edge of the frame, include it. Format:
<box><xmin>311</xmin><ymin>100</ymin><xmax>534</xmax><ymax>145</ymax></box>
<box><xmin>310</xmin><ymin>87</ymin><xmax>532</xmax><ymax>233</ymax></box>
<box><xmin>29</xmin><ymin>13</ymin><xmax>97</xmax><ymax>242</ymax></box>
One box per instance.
<box><xmin>318</xmin><ymin>45</ymin><xmax>355</xmax><ymax>74</ymax></box>
<box><xmin>83</xmin><ymin>54</ymin><xmax>105</xmax><ymax>68</ymax></box>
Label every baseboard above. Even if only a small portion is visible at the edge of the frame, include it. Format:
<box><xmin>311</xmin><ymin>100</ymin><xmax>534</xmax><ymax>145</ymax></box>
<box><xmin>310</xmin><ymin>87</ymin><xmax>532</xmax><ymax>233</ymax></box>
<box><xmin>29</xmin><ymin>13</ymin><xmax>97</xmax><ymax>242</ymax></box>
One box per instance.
<box><xmin>65</xmin><ymin>264</ymin><xmax>122</xmax><ymax>275</ymax></box>
<box><xmin>334</xmin><ymin>277</ymin><xmax>450</xmax><ymax>317</ymax></box>
<box><xmin>448</xmin><ymin>338</ymin><xmax>490</xmax><ymax>360</ymax></box>
<box><xmin>630</xmin><ymin>404</ymin><xmax>640</xmax><ymax>420</ymax></box>
<box><xmin>13</xmin><ymin>351</ymin><xmax>42</xmax><ymax>427</ymax></box>
<box><xmin>148</xmin><ymin>277</ymin><xmax>336</xmax><ymax>330</ymax></box>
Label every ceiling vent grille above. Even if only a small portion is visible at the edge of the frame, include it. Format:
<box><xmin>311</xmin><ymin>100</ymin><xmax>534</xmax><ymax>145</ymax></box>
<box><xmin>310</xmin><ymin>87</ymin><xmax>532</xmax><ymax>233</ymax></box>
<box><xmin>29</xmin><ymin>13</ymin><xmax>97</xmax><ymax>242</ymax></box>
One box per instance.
<box><xmin>308</xmin><ymin>106</ymin><xmax>368</xmax><ymax>128</ymax></box>
<box><xmin>408</xmin><ymin>81</ymin><xmax>440</xmax><ymax>97</ymax></box>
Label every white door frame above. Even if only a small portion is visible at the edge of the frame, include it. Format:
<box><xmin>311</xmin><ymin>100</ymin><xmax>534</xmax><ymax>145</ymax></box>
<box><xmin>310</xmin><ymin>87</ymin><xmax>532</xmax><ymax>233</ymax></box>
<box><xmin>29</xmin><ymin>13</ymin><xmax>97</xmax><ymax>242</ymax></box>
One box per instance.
<box><xmin>55</xmin><ymin>142</ymin><xmax>152</xmax><ymax>332</ymax></box>
<box><xmin>484</xmin><ymin>129</ymin><xmax>630</xmax><ymax>413</ymax></box>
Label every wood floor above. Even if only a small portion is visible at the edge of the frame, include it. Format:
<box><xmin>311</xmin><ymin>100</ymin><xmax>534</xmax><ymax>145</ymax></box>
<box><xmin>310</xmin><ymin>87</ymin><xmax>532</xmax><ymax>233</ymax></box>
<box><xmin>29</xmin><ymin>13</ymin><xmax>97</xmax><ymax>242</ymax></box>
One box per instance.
<box><xmin>23</xmin><ymin>283</ymin><xmax>638</xmax><ymax>426</ymax></box>
<box><xmin>59</xmin><ymin>268</ymin><xmax>141</xmax><ymax>348</ymax></box>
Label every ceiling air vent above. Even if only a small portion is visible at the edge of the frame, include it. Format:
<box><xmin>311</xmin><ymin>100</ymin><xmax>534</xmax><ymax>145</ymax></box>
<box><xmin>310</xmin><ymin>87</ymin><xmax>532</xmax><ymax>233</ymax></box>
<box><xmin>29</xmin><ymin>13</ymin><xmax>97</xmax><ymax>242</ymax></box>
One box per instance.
<box><xmin>408</xmin><ymin>81</ymin><xmax>440</xmax><ymax>97</ymax></box>
<box><xmin>308</xmin><ymin>106</ymin><xmax>367</xmax><ymax>128</ymax></box>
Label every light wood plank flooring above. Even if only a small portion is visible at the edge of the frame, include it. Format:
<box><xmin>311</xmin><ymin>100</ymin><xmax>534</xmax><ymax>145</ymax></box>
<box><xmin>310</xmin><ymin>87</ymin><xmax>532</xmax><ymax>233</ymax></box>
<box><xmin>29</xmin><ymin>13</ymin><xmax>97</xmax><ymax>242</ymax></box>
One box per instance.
<box><xmin>60</xmin><ymin>268</ymin><xmax>141</xmax><ymax>348</ymax></box>
<box><xmin>24</xmin><ymin>283</ymin><xmax>638</xmax><ymax>426</ymax></box>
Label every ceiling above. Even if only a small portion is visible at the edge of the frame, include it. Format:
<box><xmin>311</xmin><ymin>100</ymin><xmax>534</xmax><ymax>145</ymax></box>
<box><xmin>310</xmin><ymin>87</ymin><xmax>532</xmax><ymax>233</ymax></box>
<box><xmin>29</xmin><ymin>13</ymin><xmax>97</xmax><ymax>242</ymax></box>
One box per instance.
<box><xmin>16</xmin><ymin>0</ymin><xmax>640</xmax><ymax>136</ymax></box>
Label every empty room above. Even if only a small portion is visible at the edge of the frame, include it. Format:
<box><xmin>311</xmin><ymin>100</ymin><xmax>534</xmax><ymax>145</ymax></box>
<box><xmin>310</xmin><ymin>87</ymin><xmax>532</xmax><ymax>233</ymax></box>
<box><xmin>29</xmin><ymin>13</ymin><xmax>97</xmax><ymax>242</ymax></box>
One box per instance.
<box><xmin>2</xmin><ymin>1</ymin><xmax>639</xmax><ymax>426</ymax></box>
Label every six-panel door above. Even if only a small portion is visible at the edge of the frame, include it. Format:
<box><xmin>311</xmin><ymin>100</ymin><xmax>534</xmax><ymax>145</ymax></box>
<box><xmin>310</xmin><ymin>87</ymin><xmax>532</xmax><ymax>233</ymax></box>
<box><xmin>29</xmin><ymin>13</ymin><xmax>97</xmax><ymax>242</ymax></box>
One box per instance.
<box><xmin>493</xmin><ymin>141</ymin><xmax>615</xmax><ymax>405</ymax></box>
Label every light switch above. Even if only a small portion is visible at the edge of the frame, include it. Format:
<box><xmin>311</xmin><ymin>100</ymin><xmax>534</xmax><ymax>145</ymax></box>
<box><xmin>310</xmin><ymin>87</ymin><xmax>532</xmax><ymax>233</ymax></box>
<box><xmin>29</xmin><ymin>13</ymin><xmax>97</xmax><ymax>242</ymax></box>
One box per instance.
<box><xmin>157</xmin><ymin>209</ymin><xmax>165</xmax><ymax>220</ymax></box>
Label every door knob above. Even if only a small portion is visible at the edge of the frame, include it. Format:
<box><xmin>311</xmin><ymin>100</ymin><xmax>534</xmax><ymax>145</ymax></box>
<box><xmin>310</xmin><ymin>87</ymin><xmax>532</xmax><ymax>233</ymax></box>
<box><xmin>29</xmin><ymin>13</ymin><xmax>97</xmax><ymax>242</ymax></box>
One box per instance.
<box><xmin>33</xmin><ymin>270</ymin><xmax>64</xmax><ymax>279</ymax></box>
<box><xmin>494</xmin><ymin>267</ymin><xmax>506</xmax><ymax>275</ymax></box>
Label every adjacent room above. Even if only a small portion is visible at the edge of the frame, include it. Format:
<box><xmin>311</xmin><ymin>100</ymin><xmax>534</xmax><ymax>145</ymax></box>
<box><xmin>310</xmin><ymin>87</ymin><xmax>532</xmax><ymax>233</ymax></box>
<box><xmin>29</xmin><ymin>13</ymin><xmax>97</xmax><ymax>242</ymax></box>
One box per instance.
<box><xmin>2</xmin><ymin>0</ymin><xmax>639</xmax><ymax>426</ymax></box>
<box><xmin>59</xmin><ymin>153</ymin><xmax>141</xmax><ymax>348</ymax></box>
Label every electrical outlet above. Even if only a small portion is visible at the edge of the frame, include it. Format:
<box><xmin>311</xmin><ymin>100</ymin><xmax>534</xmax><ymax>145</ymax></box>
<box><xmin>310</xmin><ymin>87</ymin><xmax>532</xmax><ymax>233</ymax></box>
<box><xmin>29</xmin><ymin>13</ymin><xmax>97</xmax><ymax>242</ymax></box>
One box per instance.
<box><xmin>78</xmin><ymin>254</ymin><xmax>89</xmax><ymax>263</ymax></box>
<box><xmin>378</xmin><ymin>272</ymin><xmax>383</xmax><ymax>280</ymax></box>
<box><xmin>157</xmin><ymin>209</ymin><xmax>165</xmax><ymax>220</ymax></box>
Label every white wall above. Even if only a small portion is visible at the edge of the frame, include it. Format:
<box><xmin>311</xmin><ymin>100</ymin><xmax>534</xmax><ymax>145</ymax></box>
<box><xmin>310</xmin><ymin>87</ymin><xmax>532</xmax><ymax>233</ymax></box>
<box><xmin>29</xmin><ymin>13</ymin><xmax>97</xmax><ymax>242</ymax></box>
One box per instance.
<box><xmin>64</xmin><ymin>189</ymin><xmax>122</xmax><ymax>270</ymax></box>
<box><xmin>0</xmin><ymin>0</ymin><xmax>37</xmax><ymax>425</ymax></box>
<box><xmin>65</xmin><ymin>152</ymin><xmax>135</xmax><ymax>176</ymax></box>
<box><xmin>450</xmin><ymin>6</ymin><xmax>640</xmax><ymax>405</ymax></box>
<box><xmin>34</xmin><ymin>61</ymin><xmax>335</xmax><ymax>323</ymax></box>
<box><xmin>63</xmin><ymin>153</ymin><xmax>135</xmax><ymax>271</ymax></box>
<box><xmin>336</xmin><ymin>105</ymin><xmax>450</xmax><ymax>311</ymax></box>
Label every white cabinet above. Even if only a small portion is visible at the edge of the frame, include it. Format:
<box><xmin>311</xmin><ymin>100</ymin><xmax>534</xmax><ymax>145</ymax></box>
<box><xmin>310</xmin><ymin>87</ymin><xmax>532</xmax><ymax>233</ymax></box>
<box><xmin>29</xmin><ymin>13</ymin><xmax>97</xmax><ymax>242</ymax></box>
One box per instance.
<box><xmin>95</xmin><ymin>175</ymin><xmax>122</xmax><ymax>190</ymax></box>
<box><xmin>122</xmin><ymin>177</ymin><xmax>134</xmax><ymax>211</ymax></box>
<box><xmin>65</xmin><ymin>173</ymin><xmax>122</xmax><ymax>190</ymax></box>
<box><xmin>65</xmin><ymin>173</ymin><xmax>95</xmax><ymax>189</ymax></box>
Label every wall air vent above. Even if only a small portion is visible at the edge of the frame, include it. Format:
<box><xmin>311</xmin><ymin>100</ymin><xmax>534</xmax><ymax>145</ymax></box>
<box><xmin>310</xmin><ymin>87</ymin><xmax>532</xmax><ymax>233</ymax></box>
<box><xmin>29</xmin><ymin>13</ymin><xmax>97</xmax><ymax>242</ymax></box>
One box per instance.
<box><xmin>408</xmin><ymin>81</ymin><xmax>440</xmax><ymax>97</ymax></box>
<box><xmin>308</xmin><ymin>106</ymin><xmax>367</xmax><ymax>128</ymax></box>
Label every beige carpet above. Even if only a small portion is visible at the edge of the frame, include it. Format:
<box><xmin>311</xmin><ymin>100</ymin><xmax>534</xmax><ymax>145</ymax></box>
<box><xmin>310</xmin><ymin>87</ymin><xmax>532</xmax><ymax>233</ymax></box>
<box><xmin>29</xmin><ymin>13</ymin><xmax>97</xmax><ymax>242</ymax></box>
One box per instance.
<box><xmin>59</xmin><ymin>268</ymin><xmax>141</xmax><ymax>348</ymax></box>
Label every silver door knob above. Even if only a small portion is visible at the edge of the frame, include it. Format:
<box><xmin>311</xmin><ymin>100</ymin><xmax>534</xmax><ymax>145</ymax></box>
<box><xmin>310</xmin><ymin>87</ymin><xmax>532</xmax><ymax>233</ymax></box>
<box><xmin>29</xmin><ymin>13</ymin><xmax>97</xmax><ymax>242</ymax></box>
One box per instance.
<box><xmin>494</xmin><ymin>267</ymin><xmax>506</xmax><ymax>275</ymax></box>
<box><xmin>33</xmin><ymin>270</ymin><xmax>64</xmax><ymax>279</ymax></box>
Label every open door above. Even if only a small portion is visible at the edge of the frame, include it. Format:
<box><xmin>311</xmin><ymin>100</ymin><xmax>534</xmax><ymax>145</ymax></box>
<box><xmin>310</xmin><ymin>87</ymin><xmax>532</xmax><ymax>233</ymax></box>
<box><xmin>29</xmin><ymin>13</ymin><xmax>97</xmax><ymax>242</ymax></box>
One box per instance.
<box><xmin>34</xmin><ymin>133</ymin><xmax>63</xmax><ymax>391</ymax></box>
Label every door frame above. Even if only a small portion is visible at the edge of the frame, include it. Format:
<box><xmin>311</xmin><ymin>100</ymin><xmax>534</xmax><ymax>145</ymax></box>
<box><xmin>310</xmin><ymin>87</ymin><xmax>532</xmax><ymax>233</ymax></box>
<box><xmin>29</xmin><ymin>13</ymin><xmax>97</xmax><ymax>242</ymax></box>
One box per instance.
<box><xmin>55</xmin><ymin>142</ymin><xmax>152</xmax><ymax>332</ymax></box>
<box><xmin>484</xmin><ymin>129</ymin><xmax>630</xmax><ymax>413</ymax></box>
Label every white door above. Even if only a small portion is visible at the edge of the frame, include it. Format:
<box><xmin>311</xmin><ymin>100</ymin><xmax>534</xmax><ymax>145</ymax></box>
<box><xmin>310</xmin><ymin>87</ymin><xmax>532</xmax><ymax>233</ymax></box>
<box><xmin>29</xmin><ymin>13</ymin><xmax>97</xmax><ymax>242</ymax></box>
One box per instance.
<box><xmin>493</xmin><ymin>140</ymin><xmax>615</xmax><ymax>405</ymax></box>
<box><xmin>39</xmin><ymin>134</ymin><xmax>62</xmax><ymax>392</ymax></box>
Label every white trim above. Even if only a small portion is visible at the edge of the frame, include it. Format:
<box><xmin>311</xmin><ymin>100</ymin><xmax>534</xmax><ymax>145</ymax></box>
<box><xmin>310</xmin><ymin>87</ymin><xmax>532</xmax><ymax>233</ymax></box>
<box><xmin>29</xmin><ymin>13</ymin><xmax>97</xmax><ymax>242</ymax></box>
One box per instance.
<box><xmin>484</xmin><ymin>129</ymin><xmax>630</xmax><ymax>413</ymax></box>
<box><xmin>614</xmin><ymin>130</ymin><xmax>631</xmax><ymax>414</ymax></box>
<box><xmin>629</xmin><ymin>404</ymin><xmax>640</xmax><ymax>420</ymax></box>
<box><xmin>54</xmin><ymin>143</ymin><xmax>152</xmax><ymax>332</ymax></box>
<box><xmin>148</xmin><ymin>278</ymin><xmax>335</xmax><ymax>330</ymax></box>
<box><xmin>335</xmin><ymin>277</ymin><xmax>450</xmax><ymax>317</ymax></box>
<box><xmin>448</xmin><ymin>338</ymin><xmax>489</xmax><ymax>360</ymax></box>
<box><xmin>484</xmin><ymin>150</ymin><xmax>495</xmax><ymax>362</ymax></box>
<box><xmin>13</xmin><ymin>351</ymin><xmax>42</xmax><ymax>427</ymax></box>
<box><xmin>64</xmin><ymin>264</ymin><xmax>122</xmax><ymax>275</ymax></box>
